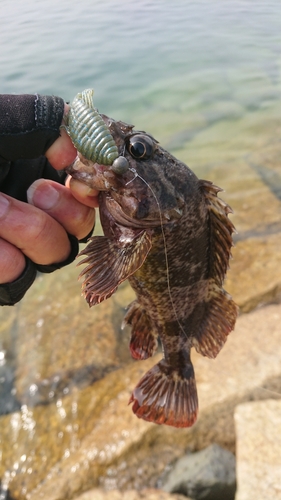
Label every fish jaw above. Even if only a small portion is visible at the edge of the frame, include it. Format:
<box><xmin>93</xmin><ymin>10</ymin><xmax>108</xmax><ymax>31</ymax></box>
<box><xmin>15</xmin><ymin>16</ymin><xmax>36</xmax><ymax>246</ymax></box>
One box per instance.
<box><xmin>129</xmin><ymin>358</ymin><xmax>198</xmax><ymax>428</ymax></box>
<box><xmin>66</xmin><ymin>153</ymin><xmax>123</xmax><ymax>191</ymax></box>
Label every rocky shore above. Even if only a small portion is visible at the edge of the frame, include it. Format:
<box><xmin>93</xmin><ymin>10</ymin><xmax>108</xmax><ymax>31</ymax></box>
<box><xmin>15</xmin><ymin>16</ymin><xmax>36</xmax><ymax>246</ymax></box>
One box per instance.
<box><xmin>0</xmin><ymin>108</ymin><xmax>281</xmax><ymax>500</ymax></box>
<box><xmin>1</xmin><ymin>278</ymin><xmax>281</xmax><ymax>499</ymax></box>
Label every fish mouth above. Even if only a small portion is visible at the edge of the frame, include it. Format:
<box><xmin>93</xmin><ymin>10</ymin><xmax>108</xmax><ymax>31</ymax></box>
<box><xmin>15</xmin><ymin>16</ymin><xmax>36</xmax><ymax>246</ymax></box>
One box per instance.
<box><xmin>66</xmin><ymin>156</ymin><xmax>153</xmax><ymax>228</ymax></box>
<box><xmin>66</xmin><ymin>153</ymin><xmax>121</xmax><ymax>191</ymax></box>
<box><xmin>67</xmin><ymin>154</ymin><xmax>163</xmax><ymax>229</ymax></box>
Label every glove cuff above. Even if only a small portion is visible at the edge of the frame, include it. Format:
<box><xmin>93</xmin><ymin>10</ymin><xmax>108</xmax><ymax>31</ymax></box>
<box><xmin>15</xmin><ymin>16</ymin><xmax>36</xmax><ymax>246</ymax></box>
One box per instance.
<box><xmin>0</xmin><ymin>258</ymin><xmax>37</xmax><ymax>306</ymax></box>
<box><xmin>0</xmin><ymin>234</ymin><xmax>79</xmax><ymax>306</ymax></box>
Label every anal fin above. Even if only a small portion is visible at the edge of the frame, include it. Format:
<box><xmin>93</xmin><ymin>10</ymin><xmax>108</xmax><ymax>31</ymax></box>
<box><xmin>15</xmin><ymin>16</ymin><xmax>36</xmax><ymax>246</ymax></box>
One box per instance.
<box><xmin>192</xmin><ymin>280</ymin><xmax>238</xmax><ymax>358</ymax></box>
<box><xmin>129</xmin><ymin>359</ymin><xmax>198</xmax><ymax>428</ymax></box>
<box><xmin>122</xmin><ymin>301</ymin><xmax>158</xmax><ymax>360</ymax></box>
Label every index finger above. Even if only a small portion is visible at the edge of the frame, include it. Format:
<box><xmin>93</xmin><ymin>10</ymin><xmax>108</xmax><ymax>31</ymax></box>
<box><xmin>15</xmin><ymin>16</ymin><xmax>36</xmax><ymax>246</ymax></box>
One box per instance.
<box><xmin>45</xmin><ymin>127</ymin><xmax>77</xmax><ymax>170</ymax></box>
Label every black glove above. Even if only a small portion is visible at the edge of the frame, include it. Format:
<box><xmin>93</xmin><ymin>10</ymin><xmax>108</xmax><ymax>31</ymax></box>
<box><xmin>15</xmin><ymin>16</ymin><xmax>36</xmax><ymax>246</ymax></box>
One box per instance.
<box><xmin>0</xmin><ymin>94</ymin><xmax>80</xmax><ymax>306</ymax></box>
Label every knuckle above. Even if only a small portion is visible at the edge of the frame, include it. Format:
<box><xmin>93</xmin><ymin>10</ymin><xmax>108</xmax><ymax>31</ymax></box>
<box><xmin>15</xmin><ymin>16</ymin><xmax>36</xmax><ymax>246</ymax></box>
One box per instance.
<box><xmin>0</xmin><ymin>240</ymin><xmax>25</xmax><ymax>283</ymax></box>
<box><xmin>72</xmin><ymin>207</ymin><xmax>95</xmax><ymax>240</ymax></box>
<box><xmin>25</xmin><ymin>210</ymin><xmax>51</xmax><ymax>241</ymax></box>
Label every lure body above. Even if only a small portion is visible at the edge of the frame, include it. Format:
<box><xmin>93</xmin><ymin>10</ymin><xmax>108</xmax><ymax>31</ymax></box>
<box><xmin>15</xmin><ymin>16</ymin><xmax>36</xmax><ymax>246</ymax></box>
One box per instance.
<box><xmin>67</xmin><ymin>89</ymin><xmax>119</xmax><ymax>165</ymax></box>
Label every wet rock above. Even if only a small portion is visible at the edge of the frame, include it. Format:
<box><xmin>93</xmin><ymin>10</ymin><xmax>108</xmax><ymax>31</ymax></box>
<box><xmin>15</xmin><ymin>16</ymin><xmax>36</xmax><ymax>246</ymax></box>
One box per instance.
<box><xmin>235</xmin><ymin>400</ymin><xmax>281</xmax><ymax>500</ymax></box>
<box><xmin>162</xmin><ymin>443</ymin><xmax>236</xmax><ymax>500</ymax></box>
<box><xmin>190</xmin><ymin>119</ymin><xmax>281</xmax><ymax>313</ymax></box>
<box><xmin>1</xmin><ymin>111</ymin><xmax>281</xmax><ymax>499</ymax></box>
<box><xmin>0</xmin><ymin>364</ymin><xmax>20</xmax><ymax>414</ymax></box>
<box><xmin>0</xmin><ymin>305</ymin><xmax>20</xmax><ymax>414</ymax></box>
<box><xmin>11</xmin><ymin>261</ymin><xmax>134</xmax><ymax>406</ymax></box>
<box><xmin>74</xmin><ymin>488</ymin><xmax>189</xmax><ymax>500</ymax></box>
<box><xmin>226</xmin><ymin>232</ymin><xmax>281</xmax><ymax>312</ymax></box>
<box><xmin>1</xmin><ymin>303</ymin><xmax>281</xmax><ymax>499</ymax></box>
<box><xmin>209</xmin><ymin>135</ymin><xmax>281</xmax><ymax>313</ymax></box>
<box><xmin>0</xmin><ymin>359</ymin><xmax>158</xmax><ymax>499</ymax></box>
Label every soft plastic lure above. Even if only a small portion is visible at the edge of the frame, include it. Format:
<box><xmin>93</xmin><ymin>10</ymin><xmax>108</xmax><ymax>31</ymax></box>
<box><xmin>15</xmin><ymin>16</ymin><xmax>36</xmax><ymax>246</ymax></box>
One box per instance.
<box><xmin>67</xmin><ymin>89</ymin><xmax>119</xmax><ymax>165</ymax></box>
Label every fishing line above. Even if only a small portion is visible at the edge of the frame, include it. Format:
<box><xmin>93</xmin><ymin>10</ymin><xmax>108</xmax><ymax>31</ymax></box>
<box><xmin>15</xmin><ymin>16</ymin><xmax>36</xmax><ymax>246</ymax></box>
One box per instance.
<box><xmin>127</xmin><ymin>167</ymin><xmax>189</xmax><ymax>340</ymax></box>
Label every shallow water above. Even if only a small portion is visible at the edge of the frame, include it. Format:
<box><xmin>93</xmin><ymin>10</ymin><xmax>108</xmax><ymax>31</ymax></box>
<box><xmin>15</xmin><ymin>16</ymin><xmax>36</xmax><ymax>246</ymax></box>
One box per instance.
<box><xmin>0</xmin><ymin>0</ymin><xmax>281</xmax><ymax>498</ymax></box>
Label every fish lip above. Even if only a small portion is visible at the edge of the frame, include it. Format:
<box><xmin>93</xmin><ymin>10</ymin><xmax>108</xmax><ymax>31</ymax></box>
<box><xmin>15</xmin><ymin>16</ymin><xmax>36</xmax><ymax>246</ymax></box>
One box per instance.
<box><xmin>66</xmin><ymin>154</ymin><xmax>121</xmax><ymax>191</ymax></box>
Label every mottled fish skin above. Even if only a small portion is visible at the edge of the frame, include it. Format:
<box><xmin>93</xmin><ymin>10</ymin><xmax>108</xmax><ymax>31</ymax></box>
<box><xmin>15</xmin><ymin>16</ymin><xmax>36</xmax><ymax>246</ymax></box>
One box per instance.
<box><xmin>67</xmin><ymin>107</ymin><xmax>238</xmax><ymax>428</ymax></box>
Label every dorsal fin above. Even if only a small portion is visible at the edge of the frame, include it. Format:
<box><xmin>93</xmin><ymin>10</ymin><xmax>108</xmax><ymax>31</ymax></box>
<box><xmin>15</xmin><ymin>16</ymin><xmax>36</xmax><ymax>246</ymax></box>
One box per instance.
<box><xmin>199</xmin><ymin>180</ymin><xmax>236</xmax><ymax>285</ymax></box>
<box><xmin>192</xmin><ymin>180</ymin><xmax>238</xmax><ymax>359</ymax></box>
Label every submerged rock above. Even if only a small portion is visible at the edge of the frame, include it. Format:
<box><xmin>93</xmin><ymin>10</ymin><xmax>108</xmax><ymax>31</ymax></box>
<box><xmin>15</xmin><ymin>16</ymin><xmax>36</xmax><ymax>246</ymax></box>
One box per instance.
<box><xmin>74</xmin><ymin>488</ymin><xmax>189</xmax><ymax>500</ymax></box>
<box><xmin>1</xmin><ymin>303</ymin><xmax>281</xmax><ymax>499</ymax></box>
<box><xmin>162</xmin><ymin>443</ymin><xmax>236</xmax><ymax>500</ymax></box>
<box><xmin>227</xmin><ymin>233</ymin><xmax>281</xmax><ymax>313</ymax></box>
<box><xmin>12</xmin><ymin>263</ymin><xmax>134</xmax><ymax>407</ymax></box>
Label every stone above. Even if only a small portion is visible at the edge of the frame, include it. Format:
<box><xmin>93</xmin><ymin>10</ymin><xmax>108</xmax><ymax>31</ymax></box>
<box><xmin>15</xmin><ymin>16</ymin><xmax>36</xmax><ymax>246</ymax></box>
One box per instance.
<box><xmin>74</xmin><ymin>488</ymin><xmax>189</xmax><ymax>500</ymax></box>
<box><xmin>235</xmin><ymin>400</ymin><xmax>281</xmax><ymax>500</ymax></box>
<box><xmin>188</xmin><ymin>117</ymin><xmax>281</xmax><ymax>313</ymax></box>
<box><xmin>226</xmin><ymin>233</ymin><xmax>281</xmax><ymax>313</ymax></box>
<box><xmin>162</xmin><ymin>444</ymin><xmax>236</xmax><ymax>500</ymax></box>
<box><xmin>2</xmin><ymin>303</ymin><xmax>281</xmax><ymax>499</ymax></box>
<box><xmin>13</xmin><ymin>262</ymin><xmax>135</xmax><ymax>406</ymax></box>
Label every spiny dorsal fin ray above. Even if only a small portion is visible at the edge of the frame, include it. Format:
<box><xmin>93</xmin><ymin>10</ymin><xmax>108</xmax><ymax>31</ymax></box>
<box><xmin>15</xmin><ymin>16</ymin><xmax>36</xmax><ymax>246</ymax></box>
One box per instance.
<box><xmin>192</xmin><ymin>280</ymin><xmax>238</xmax><ymax>358</ymax></box>
<box><xmin>199</xmin><ymin>180</ymin><xmax>236</xmax><ymax>285</ymax></box>
<box><xmin>122</xmin><ymin>300</ymin><xmax>159</xmax><ymax>360</ymax></box>
<box><xmin>78</xmin><ymin>232</ymin><xmax>152</xmax><ymax>306</ymax></box>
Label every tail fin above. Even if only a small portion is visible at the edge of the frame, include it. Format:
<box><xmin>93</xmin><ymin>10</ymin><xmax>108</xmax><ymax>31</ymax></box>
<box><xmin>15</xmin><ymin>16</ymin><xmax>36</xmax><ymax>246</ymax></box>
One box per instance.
<box><xmin>129</xmin><ymin>359</ymin><xmax>198</xmax><ymax>428</ymax></box>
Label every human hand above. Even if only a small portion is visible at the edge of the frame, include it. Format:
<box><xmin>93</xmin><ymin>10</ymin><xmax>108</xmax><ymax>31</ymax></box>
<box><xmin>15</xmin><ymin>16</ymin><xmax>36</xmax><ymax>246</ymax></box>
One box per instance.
<box><xmin>0</xmin><ymin>121</ymin><xmax>99</xmax><ymax>286</ymax></box>
<box><xmin>0</xmin><ymin>96</ymin><xmax>98</xmax><ymax>305</ymax></box>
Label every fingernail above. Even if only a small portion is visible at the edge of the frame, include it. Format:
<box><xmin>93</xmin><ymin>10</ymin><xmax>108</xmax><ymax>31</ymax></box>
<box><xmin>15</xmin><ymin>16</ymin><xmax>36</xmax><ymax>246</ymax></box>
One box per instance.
<box><xmin>27</xmin><ymin>180</ymin><xmax>60</xmax><ymax>210</ymax></box>
<box><xmin>0</xmin><ymin>195</ymin><xmax>10</xmax><ymax>218</ymax></box>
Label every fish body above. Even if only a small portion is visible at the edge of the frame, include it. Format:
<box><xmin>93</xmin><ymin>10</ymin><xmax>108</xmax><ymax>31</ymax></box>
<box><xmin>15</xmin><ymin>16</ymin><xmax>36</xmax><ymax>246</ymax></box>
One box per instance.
<box><xmin>67</xmin><ymin>94</ymin><xmax>238</xmax><ymax>428</ymax></box>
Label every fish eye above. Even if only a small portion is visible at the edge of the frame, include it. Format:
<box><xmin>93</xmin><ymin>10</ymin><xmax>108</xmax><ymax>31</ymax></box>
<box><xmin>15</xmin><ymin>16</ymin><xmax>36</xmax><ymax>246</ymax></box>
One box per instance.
<box><xmin>126</xmin><ymin>134</ymin><xmax>155</xmax><ymax>160</ymax></box>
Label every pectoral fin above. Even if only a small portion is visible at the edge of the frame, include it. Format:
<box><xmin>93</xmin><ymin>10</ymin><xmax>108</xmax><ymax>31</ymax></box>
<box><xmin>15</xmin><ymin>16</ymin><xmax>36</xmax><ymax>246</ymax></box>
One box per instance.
<box><xmin>78</xmin><ymin>231</ymin><xmax>152</xmax><ymax>306</ymax></box>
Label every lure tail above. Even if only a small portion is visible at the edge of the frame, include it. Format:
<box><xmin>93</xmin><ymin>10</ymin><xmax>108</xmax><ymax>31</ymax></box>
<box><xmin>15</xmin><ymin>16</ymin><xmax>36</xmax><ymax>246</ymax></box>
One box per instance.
<box><xmin>129</xmin><ymin>359</ymin><xmax>198</xmax><ymax>427</ymax></box>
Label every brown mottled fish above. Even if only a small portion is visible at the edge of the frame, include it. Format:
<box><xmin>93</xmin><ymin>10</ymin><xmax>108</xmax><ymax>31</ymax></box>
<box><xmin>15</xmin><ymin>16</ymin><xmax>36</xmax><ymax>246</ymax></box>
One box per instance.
<box><xmin>66</xmin><ymin>90</ymin><xmax>238</xmax><ymax>428</ymax></box>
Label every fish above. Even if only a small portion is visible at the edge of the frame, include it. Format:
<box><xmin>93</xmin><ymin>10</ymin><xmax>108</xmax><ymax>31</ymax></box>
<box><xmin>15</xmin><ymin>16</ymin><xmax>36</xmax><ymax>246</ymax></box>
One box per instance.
<box><xmin>66</xmin><ymin>90</ymin><xmax>238</xmax><ymax>428</ymax></box>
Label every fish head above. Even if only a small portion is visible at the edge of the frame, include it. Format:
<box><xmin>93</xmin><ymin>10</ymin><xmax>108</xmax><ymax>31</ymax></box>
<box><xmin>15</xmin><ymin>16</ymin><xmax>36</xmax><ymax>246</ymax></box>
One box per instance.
<box><xmin>67</xmin><ymin>115</ymin><xmax>196</xmax><ymax>228</ymax></box>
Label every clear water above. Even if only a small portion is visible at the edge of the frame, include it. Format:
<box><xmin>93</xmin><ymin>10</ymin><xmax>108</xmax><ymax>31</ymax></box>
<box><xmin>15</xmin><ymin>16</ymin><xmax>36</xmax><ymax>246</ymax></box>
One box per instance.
<box><xmin>0</xmin><ymin>0</ymin><xmax>281</xmax><ymax>493</ymax></box>
<box><xmin>1</xmin><ymin>0</ymin><xmax>281</xmax><ymax>123</ymax></box>
<box><xmin>1</xmin><ymin>0</ymin><xmax>281</xmax><ymax>191</ymax></box>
